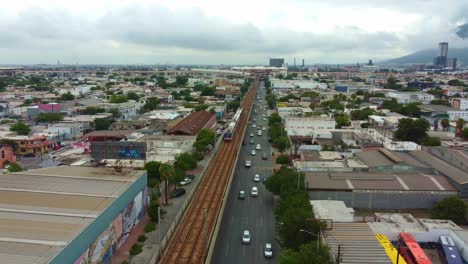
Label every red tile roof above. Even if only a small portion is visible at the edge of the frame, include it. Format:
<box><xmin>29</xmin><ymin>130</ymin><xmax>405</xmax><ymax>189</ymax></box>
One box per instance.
<box><xmin>166</xmin><ymin>111</ymin><xmax>215</xmax><ymax>135</ymax></box>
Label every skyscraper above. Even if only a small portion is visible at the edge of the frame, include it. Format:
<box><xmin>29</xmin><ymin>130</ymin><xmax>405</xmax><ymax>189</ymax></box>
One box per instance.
<box><xmin>439</xmin><ymin>42</ymin><xmax>448</xmax><ymax>57</ymax></box>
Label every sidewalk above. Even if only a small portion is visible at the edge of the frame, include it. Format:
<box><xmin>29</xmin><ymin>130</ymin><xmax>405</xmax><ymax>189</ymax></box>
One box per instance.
<box><xmin>121</xmin><ymin>137</ymin><xmax>223</xmax><ymax>264</ymax></box>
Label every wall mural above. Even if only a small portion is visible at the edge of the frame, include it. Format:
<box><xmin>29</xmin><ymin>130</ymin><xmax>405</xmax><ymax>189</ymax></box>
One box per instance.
<box><xmin>74</xmin><ymin>187</ymin><xmax>147</xmax><ymax>264</ymax></box>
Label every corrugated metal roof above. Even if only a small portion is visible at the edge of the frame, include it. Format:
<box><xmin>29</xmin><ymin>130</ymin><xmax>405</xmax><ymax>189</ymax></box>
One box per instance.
<box><xmin>166</xmin><ymin>110</ymin><xmax>215</xmax><ymax>135</ymax></box>
<box><xmin>324</xmin><ymin>222</ymin><xmax>392</xmax><ymax>264</ymax></box>
<box><xmin>0</xmin><ymin>166</ymin><xmax>142</xmax><ymax>264</ymax></box>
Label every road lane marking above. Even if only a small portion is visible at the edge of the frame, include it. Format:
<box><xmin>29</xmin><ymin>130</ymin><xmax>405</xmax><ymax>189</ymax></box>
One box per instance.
<box><xmin>243</xmin><ymin>245</ymin><xmax>246</xmax><ymax>256</ymax></box>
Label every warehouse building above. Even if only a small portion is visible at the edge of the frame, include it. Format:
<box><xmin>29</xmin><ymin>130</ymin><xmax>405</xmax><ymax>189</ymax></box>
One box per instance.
<box><xmin>0</xmin><ymin>166</ymin><xmax>147</xmax><ymax>264</ymax></box>
<box><xmin>305</xmin><ymin>148</ymin><xmax>459</xmax><ymax>209</ymax></box>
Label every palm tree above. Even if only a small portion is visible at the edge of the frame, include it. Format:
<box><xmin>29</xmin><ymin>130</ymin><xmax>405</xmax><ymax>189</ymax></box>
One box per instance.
<box><xmin>441</xmin><ymin>119</ymin><xmax>450</xmax><ymax>132</ymax></box>
<box><xmin>159</xmin><ymin>162</ymin><xmax>175</xmax><ymax>205</ymax></box>
<box><xmin>456</xmin><ymin>118</ymin><xmax>465</xmax><ymax>137</ymax></box>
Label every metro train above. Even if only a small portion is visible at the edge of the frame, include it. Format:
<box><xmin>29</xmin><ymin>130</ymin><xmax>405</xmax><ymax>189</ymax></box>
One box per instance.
<box><xmin>224</xmin><ymin>108</ymin><xmax>243</xmax><ymax>141</ymax></box>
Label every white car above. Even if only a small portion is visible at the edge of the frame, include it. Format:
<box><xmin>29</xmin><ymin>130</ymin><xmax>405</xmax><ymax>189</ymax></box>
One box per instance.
<box><xmin>254</xmin><ymin>174</ymin><xmax>260</xmax><ymax>182</ymax></box>
<box><xmin>251</xmin><ymin>186</ymin><xmax>258</xmax><ymax>197</ymax></box>
<box><xmin>256</xmin><ymin>144</ymin><xmax>261</xmax><ymax>150</ymax></box>
<box><xmin>242</xmin><ymin>230</ymin><xmax>251</xmax><ymax>244</ymax></box>
<box><xmin>251</xmin><ymin>149</ymin><xmax>256</xmax><ymax>156</ymax></box>
<box><xmin>252</xmin><ymin>124</ymin><xmax>256</xmax><ymax>128</ymax></box>
<box><xmin>179</xmin><ymin>178</ymin><xmax>192</xmax><ymax>186</ymax></box>
<box><xmin>262</xmin><ymin>127</ymin><xmax>266</xmax><ymax>131</ymax></box>
<box><xmin>250</xmin><ymin>133</ymin><xmax>254</xmax><ymax>137</ymax></box>
<box><xmin>263</xmin><ymin>117</ymin><xmax>266</xmax><ymax>121</ymax></box>
<box><xmin>264</xmin><ymin>243</ymin><xmax>273</xmax><ymax>258</ymax></box>
<box><xmin>245</xmin><ymin>160</ymin><xmax>252</xmax><ymax>168</ymax></box>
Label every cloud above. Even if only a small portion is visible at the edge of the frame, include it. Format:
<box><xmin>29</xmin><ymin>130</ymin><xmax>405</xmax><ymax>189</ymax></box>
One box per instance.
<box><xmin>0</xmin><ymin>2</ymin><xmax>467</xmax><ymax>64</ymax></box>
<box><xmin>457</xmin><ymin>24</ymin><xmax>468</xmax><ymax>39</ymax></box>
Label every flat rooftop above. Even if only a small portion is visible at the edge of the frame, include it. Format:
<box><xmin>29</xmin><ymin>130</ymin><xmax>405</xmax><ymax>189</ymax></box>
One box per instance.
<box><xmin>0</xmin><ymin>166</ymin><xmax>142</xmax><ymax>264</ymax></box>
<box><xmin>310</xmin><ymin>200</ymin><xmax>354</xmax><ymax>222</ymax></box>
<box><xmin>304</xmin><ymin>172</ymin><xmax>457</xmax><ymax>192</ymax></box>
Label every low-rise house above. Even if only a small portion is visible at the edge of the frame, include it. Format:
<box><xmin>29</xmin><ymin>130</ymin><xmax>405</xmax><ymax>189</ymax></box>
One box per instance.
<box><xmin>386</xmin><ymin>91</ymin><xmax>434</xmax><ymax>104</ymax></box>
<box><xmin>0</xmin><ymin>145</ymin><xmax>16</xmax><ymax>169</ymax></box>
<box><xmin>46</xmin><ymin>122</ymin><xmax>83</xmax><ymax>141</ymax></box>
<box><xmin>3</xmin><ymin>135</ymin><xmax>57</xmax><ymax>156</ymax></box>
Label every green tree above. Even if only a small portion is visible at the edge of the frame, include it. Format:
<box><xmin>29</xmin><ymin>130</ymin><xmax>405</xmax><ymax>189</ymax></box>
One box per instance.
<box><xmin>82</xmin><ymin>106</ymin><xmax>105</xmax><ymax>115</ymax></box>
<box><xmin>5</xmin><ymin>162</ymin><xmax>22</xmax><ymax>172</ymax></box>
<box><xmin>10</xmin><ymin>122</ymin><xmax>30</xmax><ymax>135</ymax></box>
<box><xmin>441</xmin><ymin>118</ymin><xmax>450</xmax><ymax>132</ymax></box>
<box><xmin>60</xmin><ymin>91</ymin><xmax>75</xmax><ymax>101</ymax></box>
<box><xmin>194</xmin><ymin>104</ymin><xmax>209</xmax><ymax>111</ymax></box>
<box><xmin>23</xmin><ymin>99</ymin><xmax>32</xmax><ymax>106</ymax></box>
<box><xmin>141</xmin><ymin>97</ymin><xmax>160</xmax><ymax>113</ymax></box>
<box><xmin>156</xmin><ymin>76</ymin><xmax>168</xmax><ymax>88</ymax></box>
<box><xmin>432</xmin><ymin>197</ymin><xmax>467</xmax><ymax>224</ymax></box>
<box><xmin>94</xmin><ymin>118</ymin><xmax>112</xmax><ymax>130</ymax></box>
<box><xmin>194</xmin><ymin>129</ymin><xmax>215</xmax><ymax>152</ymax></box>
<box><xmin>200</xmin><ymin>86</ymin><xmax>216</xmax><ymax>96</ymax></box>
<box><xmin>381</xmin><ymin>98</ymin><xmax>402</xmax><ymax>112</ymax></box>
<box><xmin>350</xmin><ymin>107</ymin><xmax>375</xmax><ymax>120</ymax></box>
<box><xmin>384</xmin><ymin>76</ymin><xmax>403</xmax><ymax>90</ymax></box>
<box><xmin>265</xmin><ymin>167</ymin><xmax>301</xmax><ymax>196</ymax></box>
<box><xmin>145</xmin><ymin>161</ymin><xmax>162</xmax><ymax>187</ymax></box>
<box><xmin>159</xmin><ymin>162</ymin><xmax>175</xmax><ymax>205</ymax></box>
<box><xmin>127</xmin><ymin>91</ymin><xmax>140</xmax><ymax>101</ymax></box>
<box><xmin>227</xmin><ymin>100</ymin><xmax>240</xmax><ymax>112</ymax></box>
<box><xmin>175</xmin><ymin>75</ymin><xmax>189</xmax><ymax>86</ymax></box>
<box><xmin>0</xmin><ymin>80</ymin><xmax>6</xmax><ymax>92</ymax></box>
<box><xmin>36</xmin><ymin>112</ymin><xmax>64</xmax><ymax>123</ymax></box>
<box><xmin>276</xmin><ymin>155</ymin><xmax>290</xmax><ymax>165</ymax></box>
<box><xmin>174</xmin><ymin>152</ymin><xmax>198</xmax><ymax>172</ymax></box>
<box><xmin>110</xmin><ymin>95</ymin><xmax>128</xmax><ymax>103</ymax></box>
<box><xmin>108</xmin><ymin>107</ymin><xmax>121</xmax><ymax>119</ymax></box>
<box><xmin>0</xmin><ymin>139</ymin><xmax>16</xmax><ymax>149</ymax></box>
<box><xmin>274</xmin><ymin>136</ymin><xmax>290</xmax><ymax>154</ymax></box>
<box><xmin>279</xmin><ymin>242</ymin><xmax>331</xmax><ymax>264</ymax></box>
<box><xmin>423</xmin><ymin>137</ymin><xmax>441</xmax><ymax>146</ymax></box>
<box><xmin>399</xmin><ymin>103</ymin><xmax>421</xmax><ymax>118</ymax></box>
<box><xmin>463</xmin><ymin>128</ymin><xmax>468</xmax><ymax>139</ymax></box>
<box><xmin>334</xmin><ymin>114</ymin><xmax>350</xmax><ymax>128</ymax></box>
<box><xmin>394</xmin><ymin>118</ymin><xmax>430</xmax><ymax>144</ymax></box>
<box><xmin>268</xmin><ymin>113</ymin><xmax>283</xmax><ymax>126</ymax></box>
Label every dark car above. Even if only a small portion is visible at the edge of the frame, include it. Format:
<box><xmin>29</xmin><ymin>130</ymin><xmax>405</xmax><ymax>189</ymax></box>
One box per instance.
<box><xmin>186</xmin><ymin>173</ymin><xmax>195</xmax><ymax>180</ymax></box>
<box><xmin>262</xmin><ymin>152</ymin><xmax>268</xmax><ymax>160</ymax></box>
<box><xmin>171</xmin><ymin>188</ymin><xmax>186</xmax><ymax>198</ymax></box>
<box><xmin>24</xmin><ymin>153</ymin><xmax>36</xmax><ymax>158</ymax></box>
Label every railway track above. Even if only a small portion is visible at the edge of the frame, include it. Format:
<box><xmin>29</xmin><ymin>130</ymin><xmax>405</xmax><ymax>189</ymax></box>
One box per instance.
<box><xmin>160</xmin><ymin>78</ymin><xmax>258</xmax><ymax>264</ymax></box>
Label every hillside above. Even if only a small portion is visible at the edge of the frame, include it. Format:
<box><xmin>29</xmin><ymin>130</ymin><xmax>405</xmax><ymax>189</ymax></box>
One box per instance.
<box><xmin>384</xmin><ymin>48</ymin><xmax>468</xmax><ymax>65</ymax></box>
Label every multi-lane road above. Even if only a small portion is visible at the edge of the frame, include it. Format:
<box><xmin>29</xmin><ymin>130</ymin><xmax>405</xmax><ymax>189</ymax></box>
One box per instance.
<box><xmin>211</xmin><ymin>82</ymin><xmax>279</xmax><ymax>263</ymax></box>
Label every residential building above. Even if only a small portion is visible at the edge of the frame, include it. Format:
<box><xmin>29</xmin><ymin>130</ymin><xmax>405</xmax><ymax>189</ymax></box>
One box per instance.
<box><xmin>420</xmin><ymin>104</ymin><xmax>468</xmax><ymax>122</ymax></box>
<box><xmin>0</xmin><ymin>145</ymin><xmax>16</xmax><ymax>169</ymax></box>
<box><xmin>3</xmin><ymin>135</ymin><xmax>57</xmax><ymax>156</ymax></box>
<box><xmin>386</xmin><ymin>91</ymin><xmax>434</xmax><ymax>104</ymax></box>
<box><xmin>451</xmin><ymin>98</ymin><xmax>468</xmax><ymax>110</ymax></box>
<box><xmin>46</xmin><ymin>122</ymin><xmax>83</xmax><ymax>141</ymax></box>
<box><xmin>144</xmin><ymin>135</ymin><xmax>196</xmax><ymax>163</ymax></box>
<box><xmin>102</xmin><ymin>100</ymin><xmax>144</xmax><ymax>120</ymax></box>
<box><xmin>284</xmin><ymin>117</ymin><xmax>336</xmax><ymax>137</ymax></box>
<box><xmin>277</xmin><ymin>107</ymin><xmax>314</xmax><ymax>119</ymax></box>
<box><xmin>0</xmin><ymin>166</ymin><xmax>147</xmax><ymax>264</ymax></box>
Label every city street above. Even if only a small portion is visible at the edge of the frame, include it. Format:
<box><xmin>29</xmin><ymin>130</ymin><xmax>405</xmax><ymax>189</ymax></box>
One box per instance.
<box><xmin>211</xmin><ymin>84</ymin><xmax>279</xmax><ymax>263</ymax></box>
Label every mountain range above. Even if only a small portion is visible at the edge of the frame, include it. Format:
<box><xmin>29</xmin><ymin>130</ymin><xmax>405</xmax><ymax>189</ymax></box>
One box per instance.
<box><xmin>384</xmin><ymin>48</ymin><xmax>468</xmax><ymax>65</ymax></box>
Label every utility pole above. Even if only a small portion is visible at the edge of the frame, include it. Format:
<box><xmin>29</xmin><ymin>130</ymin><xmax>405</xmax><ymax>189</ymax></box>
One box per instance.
<box><xmin>158</xmin><ymin>206</ymin><xmax>161</xmax><ymax>243</ymax></box>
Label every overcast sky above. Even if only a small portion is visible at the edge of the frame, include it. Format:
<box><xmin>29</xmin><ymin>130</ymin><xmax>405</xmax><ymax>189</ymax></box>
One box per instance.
<box><xmin>0</xmin><ymin>0</ymin><xmax>467</xmax><ymax>65</ymax></box>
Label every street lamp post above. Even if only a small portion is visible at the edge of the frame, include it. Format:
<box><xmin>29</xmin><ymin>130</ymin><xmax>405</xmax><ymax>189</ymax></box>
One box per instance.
<box><xmin>299</xmin><ymin>229</ymin><xmax>320</xmax><ymax>255</ymax></box>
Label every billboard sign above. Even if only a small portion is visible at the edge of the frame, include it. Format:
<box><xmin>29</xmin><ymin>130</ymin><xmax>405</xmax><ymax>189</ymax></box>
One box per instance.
<box><xmin>91</xmin><ymin>141</ymin><xmax>146</xmax><ymax>160</ymax></box>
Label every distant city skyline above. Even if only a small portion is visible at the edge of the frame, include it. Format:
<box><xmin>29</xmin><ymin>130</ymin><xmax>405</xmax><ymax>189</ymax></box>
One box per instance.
<box><xmin>0</xmin><ymin>0</ymin><xmax>467</xmax><ymax>64</ymax></box>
